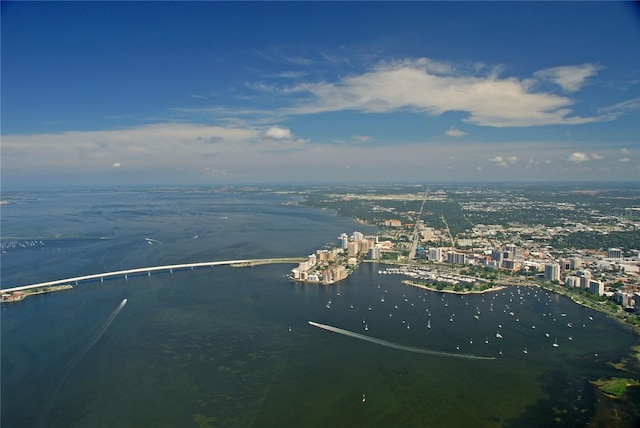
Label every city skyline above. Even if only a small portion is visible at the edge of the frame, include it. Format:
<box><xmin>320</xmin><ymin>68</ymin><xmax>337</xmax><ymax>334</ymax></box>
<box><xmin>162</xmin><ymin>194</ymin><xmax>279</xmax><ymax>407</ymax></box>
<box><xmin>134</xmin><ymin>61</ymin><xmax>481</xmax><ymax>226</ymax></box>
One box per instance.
<box><xmin>1</xmin><ymin>1</ymin><xmax>638</xmax><ymax>188</ymax></box>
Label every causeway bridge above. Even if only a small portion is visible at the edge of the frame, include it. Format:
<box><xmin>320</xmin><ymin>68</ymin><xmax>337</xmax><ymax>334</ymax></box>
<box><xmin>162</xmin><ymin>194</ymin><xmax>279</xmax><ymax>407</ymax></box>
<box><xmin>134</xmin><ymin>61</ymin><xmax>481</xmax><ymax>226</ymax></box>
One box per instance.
<box><xmin>0</xmin><ymin>257</ymin><xmax>305</xmax><ymax>294</ymax></box>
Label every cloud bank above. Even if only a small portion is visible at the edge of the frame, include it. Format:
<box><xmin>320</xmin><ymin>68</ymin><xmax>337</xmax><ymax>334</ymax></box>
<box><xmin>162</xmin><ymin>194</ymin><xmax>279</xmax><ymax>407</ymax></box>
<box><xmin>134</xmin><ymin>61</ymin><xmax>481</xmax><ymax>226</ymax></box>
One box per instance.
<box><xmin>273</xmin><ymin>58</ymin><xmax>612</xmax><ymax>127</ymax></box>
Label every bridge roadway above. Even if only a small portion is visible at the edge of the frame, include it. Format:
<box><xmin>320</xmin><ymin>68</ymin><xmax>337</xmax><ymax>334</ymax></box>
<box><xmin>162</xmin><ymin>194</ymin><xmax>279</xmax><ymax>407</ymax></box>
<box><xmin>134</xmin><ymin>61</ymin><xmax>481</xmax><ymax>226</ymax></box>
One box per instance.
<box><xmin>0</xmin><ymin>257</ymin><xmax>305</xmax><ymax>294</ymax></box>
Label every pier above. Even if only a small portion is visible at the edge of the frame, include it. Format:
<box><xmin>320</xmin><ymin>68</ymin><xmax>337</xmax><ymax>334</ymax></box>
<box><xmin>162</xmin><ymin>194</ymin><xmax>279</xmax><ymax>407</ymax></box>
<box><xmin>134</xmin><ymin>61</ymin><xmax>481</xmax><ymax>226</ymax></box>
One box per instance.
<box><xmin>0</xmin><ymin>257</ymin><xmax>305</xmax><ymax>294</ymax></box>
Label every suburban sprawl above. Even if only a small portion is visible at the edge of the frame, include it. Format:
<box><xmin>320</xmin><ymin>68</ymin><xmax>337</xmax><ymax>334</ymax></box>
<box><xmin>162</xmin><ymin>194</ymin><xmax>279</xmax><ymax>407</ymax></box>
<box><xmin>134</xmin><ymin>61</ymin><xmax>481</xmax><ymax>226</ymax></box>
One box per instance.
<box><xmin>288</xmin><ymin>183</ymin><xmax>640</xmax><ymax>331</ymax></box>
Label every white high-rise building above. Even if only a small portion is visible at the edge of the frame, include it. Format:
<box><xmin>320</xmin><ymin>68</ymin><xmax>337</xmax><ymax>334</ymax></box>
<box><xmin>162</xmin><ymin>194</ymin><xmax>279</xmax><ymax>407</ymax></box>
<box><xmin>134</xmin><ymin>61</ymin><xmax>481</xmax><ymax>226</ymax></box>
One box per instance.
<box><xmin>588</xmin><ymin>280</ymin><xmax>604</xmax><ymax>296</ymax></box>
<box><xmin>428</xmin><ymin>248</ymin><xmax>442</xmax><ymax>262</ymax></box>
<box><xmin>338</xmin><ymin>233</ymin><xmax>349</xmax><ymax>249</ymax></box>
<box><xmin>352</xmin><ymin>231</ymin><xmax>364</xmax><ymax>242</ymax></box>
<box><xmin>544</xmin><ymin>263</ymin><xmax>560</xmax><ymax>282</ymax></box>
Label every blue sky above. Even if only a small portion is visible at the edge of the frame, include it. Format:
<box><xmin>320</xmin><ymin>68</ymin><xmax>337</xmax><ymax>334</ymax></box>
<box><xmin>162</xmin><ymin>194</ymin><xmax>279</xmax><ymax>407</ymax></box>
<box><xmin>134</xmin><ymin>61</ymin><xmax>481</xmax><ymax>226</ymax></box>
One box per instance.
<box><xmin>2</xmin><ymin>1</ymin><xmax>639</xmax><ymax>187</ymax></box>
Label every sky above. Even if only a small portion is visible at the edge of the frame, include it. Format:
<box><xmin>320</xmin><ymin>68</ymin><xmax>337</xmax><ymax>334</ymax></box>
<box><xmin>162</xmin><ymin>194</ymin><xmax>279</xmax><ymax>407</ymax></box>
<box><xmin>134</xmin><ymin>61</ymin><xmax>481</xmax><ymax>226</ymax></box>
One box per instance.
<box><xmin>1</xmin><ymin>1</ymin><xmax>639</xmax><ymax>188</ymax></box>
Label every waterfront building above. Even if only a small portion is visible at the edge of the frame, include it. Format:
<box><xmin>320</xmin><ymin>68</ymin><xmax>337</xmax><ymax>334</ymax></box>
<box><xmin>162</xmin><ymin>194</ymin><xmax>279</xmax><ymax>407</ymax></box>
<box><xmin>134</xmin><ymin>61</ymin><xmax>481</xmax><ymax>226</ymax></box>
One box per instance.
<box><xmin>338</xmin><ymin>233</ymin><xmax>349</xmax><ymax>249</ymax></box>
<box><xmin>565</xmin><ymin>276</ymin><xmax>581</xmax><ymax>288</ymax></box>
<box><xmin>446</xmin><ymin>251</ymin><xmax>467</xmax><ymax>265</ymax></box>
<box><xmin>544</xmin><ymin>263</ymin><xmax>561</xmax><ymax>282</ymax></box>
<box><xmin>589</xmin><ymin>280</ymin><xmax>605</xmax><ymax>296</ymax></box>
<box><xmin>368</xmin><ymin>247</ymin><xmax>381</xmax><ymax>260</ymax></box>
<box><xmin>428</xmin><ymin>247</ymin><xmax>442</xmax><ymax>262</ymax></box>
<box><xmin>347</xmin><ymin>241</ymin><xmax>358</xmax><ymax>257</ymax></box>
<box><xmin>383</xmin><ymin>219</ymin><xmax>402</xmax><ymax>227</ymax></box>
<box><xmin>614</xmin><ymin>290</ymin><xmax>635</xmax><ymax>307</ymax></box>
<box><xmin>578</xmin><ymin>270</ymin><xmax>592</xmax><ymax>290</ymax></box>
<box><xmin>352</xmin><ymin>231</ymin><xmax>364</xmax><ymax>242</ymax></box>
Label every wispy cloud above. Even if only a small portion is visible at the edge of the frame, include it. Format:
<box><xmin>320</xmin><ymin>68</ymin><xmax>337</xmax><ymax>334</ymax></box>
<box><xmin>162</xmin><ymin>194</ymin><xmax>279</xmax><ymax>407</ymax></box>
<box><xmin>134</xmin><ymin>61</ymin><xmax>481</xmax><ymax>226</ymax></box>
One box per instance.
<box><xmin>3</xmin><ymin>125</ymin><xmax>637</xmax><ymax>185</ymax></box>
<box><xmin>534</xmin><ymin>63</ymin><xmax>603</xmax><ymax>92</ymax></box>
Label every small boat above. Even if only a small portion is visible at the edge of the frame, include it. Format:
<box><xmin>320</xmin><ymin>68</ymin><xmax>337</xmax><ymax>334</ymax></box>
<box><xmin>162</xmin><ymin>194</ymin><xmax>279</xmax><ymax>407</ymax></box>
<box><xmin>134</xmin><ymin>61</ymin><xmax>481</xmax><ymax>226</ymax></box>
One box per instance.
<box><xmin>531</xmin><ymin>325</ymin><xmax>536</xmax><ymax>329</ymax></box>
<box><xmin>485</xmin><ymin>337</ymin><xmax>489</xmax><ymax>344</ymax></box>
<box><xmin>288</xmin><ymin>326</ymin><xmax>292</xmax><ymax>332</ymax></box>
<box><xmin>427</xmin><ymin>319</ymin><xmax>431</xmax><ymax>329</ymax></box>
<box><xmin>364</xmin><ymin>324</ymin><xmax>368</xmax><ymax>331</ymax></box>
<box><xmin>545</xmin><ymin>333</ymin><xmax>550</xmax><ymax>338</ymax></box>
<box><xmin>362</xmin><ymin>394</ymin><xmax>366</xmax><ymax>403</ymax></box>
<box><xmin>568</xmin><ymin>335</ymin><xmax>573</xmax><ymax>341</ymax></box>
<box><xmin>496</xmin><ymin>332</ymin><xmax>502</xmax><ymax>339</ymax></box>
<box><xmin>553</xmin><ymin>339</ymin><xmax>559</xmax><ymax>348</ymax></box>
<box><xmin>499</xmin><ymin>349</ymin><xmax>503</xmax><ymax>355</ymax></box>
<box><xmin>456</xmin><ymin>345</ymin><xmax>460</xmax><ymax>351</ymax></box>
<box><xmin>567</xmin><ymin>323</ymin><xmax>572</xmax><ymax>328</ymax></box>
<box><xmin>407</xmin><ymin>323</ymin><xmax>410</xmax><ymax>330</ymax></box>
<box><xmin>523</xmin><ymin>348</ymin><xmax>528</xmax><ymax>354</ymax></box>
<box><xmin>368</xmin><ymin>306</ymin><xmax>372</xmax><ymax>311</ymax></box>
<box><xmin>474</xmin><ymin>315</ymin><xmax>480</xmax><ymax>320</ymax></box>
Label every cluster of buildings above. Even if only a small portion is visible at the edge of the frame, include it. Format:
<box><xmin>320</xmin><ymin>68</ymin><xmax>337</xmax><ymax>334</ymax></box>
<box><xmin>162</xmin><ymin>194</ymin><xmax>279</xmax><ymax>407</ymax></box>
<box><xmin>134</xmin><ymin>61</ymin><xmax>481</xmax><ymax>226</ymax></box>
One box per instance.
<box><xmin>291</xmin><ymin>231</ymin><xmax>393</xmax><ymax>284</ymax></box>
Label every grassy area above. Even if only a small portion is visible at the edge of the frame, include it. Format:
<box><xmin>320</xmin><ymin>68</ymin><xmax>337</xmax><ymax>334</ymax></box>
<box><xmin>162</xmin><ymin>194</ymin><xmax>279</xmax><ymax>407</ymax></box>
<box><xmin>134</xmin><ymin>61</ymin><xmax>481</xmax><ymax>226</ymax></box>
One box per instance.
<box><xmin>592</xmin><ymin>378</ymin><xmax>640</xmax><ymax>398</ymax></box>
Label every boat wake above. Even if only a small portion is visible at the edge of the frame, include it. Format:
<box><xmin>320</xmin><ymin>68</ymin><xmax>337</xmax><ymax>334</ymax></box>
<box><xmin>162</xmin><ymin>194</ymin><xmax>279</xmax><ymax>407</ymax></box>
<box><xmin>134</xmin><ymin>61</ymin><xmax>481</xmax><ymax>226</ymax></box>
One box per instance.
<box><xmin>38</xmin><ymin>299</ymin><xmax>128</xmax><ymax>426</ymax></box>
<box><xmin>308</xmin><ymin>321</ymin><xmax>495</xmax><ymax>361</ymax></box>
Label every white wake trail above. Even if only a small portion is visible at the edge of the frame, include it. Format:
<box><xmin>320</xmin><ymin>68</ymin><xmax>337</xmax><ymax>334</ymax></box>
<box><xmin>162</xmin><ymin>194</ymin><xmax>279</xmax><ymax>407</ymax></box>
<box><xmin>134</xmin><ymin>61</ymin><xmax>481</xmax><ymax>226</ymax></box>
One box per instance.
<box><xmin>38</xmin><ymin>299</ymin><xmax>128</xmax><ymax>426</ymax></box>
<box><xmin>308</xmin><ymin>321</ymin><xmax>495</xmax><ymax>361</ymax></box>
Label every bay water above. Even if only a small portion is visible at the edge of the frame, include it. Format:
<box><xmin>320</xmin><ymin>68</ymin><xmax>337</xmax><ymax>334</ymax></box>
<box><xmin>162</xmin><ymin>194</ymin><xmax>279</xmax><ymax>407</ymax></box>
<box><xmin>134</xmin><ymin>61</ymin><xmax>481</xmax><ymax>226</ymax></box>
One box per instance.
<box><xmin>1</xmin><ymin>188</ymin><xmax>638</xmax><ymax>427</ymax></box>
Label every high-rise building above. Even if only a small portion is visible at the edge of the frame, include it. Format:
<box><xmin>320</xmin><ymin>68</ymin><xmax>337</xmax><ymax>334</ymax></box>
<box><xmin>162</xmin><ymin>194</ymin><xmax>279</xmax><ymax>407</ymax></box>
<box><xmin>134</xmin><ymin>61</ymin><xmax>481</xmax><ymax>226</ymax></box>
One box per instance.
<box><xmin>544</xmin><ymin>263</ymin><xmax>560</xmax><ymax>282</ymax></box>
<box><xmin>429</xmin><ymin>247</ymin><xmax>442</xmax><ymax>262</ymax></box>
<box><xmin>352</xmin><ymin>231</ymin><xmax>364</xmax><ymax>242</ymax></box>
<box><xmin>447</xmin><ymin>252</ymin><xmax>467</xmax><ymax>265</ymax></box>
<box><xmin>347</xmin><ymin>241</ymin><xmax>358</xmax><ymax>257</ymax></box>
<box><xmin>338</xmin><ymin>233</ymin><xmax>349</xmax><ymax>249</ymax></box>
<box><xmin>368</xmin><ymin>247</ymin><xmax>381</xmax><ymax>260</ymax></box>
<box><xmin>588</xmin><ymin>280</ymin><xmax>604</xmax><ymax>296</ymax></box>
<box><xmin>578</xmin><ymin>270</ymin><xmax>592</xmax><ymax>290</ymax></box>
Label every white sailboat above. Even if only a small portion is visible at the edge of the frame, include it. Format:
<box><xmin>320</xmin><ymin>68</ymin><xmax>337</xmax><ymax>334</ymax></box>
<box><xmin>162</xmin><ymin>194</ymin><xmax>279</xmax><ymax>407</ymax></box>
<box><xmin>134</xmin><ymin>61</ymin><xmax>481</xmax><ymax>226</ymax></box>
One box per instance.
<box><xmin>427</xmin><ymin>319</ymin><xmax>431</xmax><ymax>329</ymax></box>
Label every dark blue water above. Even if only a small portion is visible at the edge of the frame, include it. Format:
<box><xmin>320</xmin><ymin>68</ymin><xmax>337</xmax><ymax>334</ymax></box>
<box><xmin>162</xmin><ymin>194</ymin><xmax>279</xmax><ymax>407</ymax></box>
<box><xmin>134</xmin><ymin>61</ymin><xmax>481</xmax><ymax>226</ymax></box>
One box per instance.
<box><xmin>2</xmin><ymin>188</ymin><xmax>639</xmax><ymax>427</ymax></box>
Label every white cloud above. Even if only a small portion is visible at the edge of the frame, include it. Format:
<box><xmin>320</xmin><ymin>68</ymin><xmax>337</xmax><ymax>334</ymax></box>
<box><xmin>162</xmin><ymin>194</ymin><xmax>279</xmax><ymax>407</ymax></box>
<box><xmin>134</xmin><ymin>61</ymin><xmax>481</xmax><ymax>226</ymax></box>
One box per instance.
<box><xmin>277</xmin><ymin>58</ymin><xmax>604</xmax><ymax>127</ymax></box>
<box><xmin>489</xmin><ymin>155</ymin><xmax>518</xmax><ymax>168</ymax></box>
<box><xmin>445</xmin><ymin>127</ymin><xmax>466</xmax><ymax>137</ymax></box>
<box><xmin>590</xmin><ymin>153</ymin><xmax>604</xmax><ymax>160</ymax></box>
<box><xmin>567</xmin><ymin>152</ymin><xmax>590</xmax><ymax>163</ymax></box>
<box><xmin>112</xmin><ymin>162</ymin><xmax>121</xmax><ymax>168</ymax></box>
<box><xmin>264</xmin><ymin>126</ymin><xmax>293</xmax><ymax>140</ymax></box>
<box><xmin>534</xmin><ymin>63</ymin><xmax>602</xmax><ymax>92</ymax></box>
<box><xmin>618</xmin><ymin>157</ymin><xmax>631</xmax><ymax>163</ymax></box>
<box><xmin>621</xmin><ymin>148</ymin><xmax>631</xmax><ymax>155</ymax></box>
